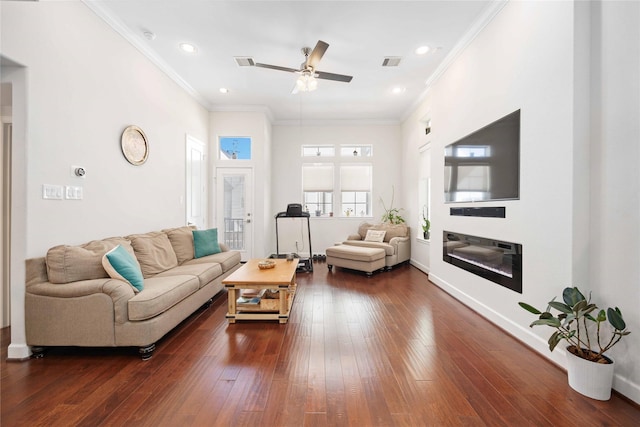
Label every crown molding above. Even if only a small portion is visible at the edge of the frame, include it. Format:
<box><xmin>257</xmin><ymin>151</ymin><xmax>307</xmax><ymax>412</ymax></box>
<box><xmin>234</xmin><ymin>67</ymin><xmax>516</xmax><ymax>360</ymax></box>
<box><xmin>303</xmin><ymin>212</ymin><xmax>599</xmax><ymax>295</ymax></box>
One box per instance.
<box><xmin>81</xmin><ymin>0</ymin><xmax>212</xmax><ymax>111</ymax></box>
<box><xmin>273</xmin><ymin>118</ymin><xmax>400</xmax><ymax>127</ymax></box>
<box><xmin>400</xmin><ymin>0</ymin><xmax>509</xmax><ymax>123</ymax></box>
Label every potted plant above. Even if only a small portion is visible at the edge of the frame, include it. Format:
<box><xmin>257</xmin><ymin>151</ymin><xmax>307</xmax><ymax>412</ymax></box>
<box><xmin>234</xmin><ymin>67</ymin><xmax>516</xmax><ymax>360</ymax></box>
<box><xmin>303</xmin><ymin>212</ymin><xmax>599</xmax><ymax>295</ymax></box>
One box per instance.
<box><xmin>519</xmin><ymin>286</ymin><xmax>630</xmax><ymax>400</ymax></box>
<box><xmin>421</xmin><ymin>206</ymin><xmax>430</xmax><ymax>239</ymax></box>
<box><xmin>380</xmin><ymin>186</ymin><xmax>405</xmax><ymax>224</ymax></box>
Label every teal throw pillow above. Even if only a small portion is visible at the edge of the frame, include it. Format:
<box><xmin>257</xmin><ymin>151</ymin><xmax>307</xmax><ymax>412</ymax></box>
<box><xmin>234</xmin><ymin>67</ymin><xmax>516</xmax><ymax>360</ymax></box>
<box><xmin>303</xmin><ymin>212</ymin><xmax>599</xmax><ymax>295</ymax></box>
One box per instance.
<box><xmin>102</xmin><ymin>245</ymin><xmax>144</xmax><ymax>292</ymax></box>
<box><xmin>193</xmin><ymin>228</ymin><xmax>221</xmax><ymax>258</ymax></box>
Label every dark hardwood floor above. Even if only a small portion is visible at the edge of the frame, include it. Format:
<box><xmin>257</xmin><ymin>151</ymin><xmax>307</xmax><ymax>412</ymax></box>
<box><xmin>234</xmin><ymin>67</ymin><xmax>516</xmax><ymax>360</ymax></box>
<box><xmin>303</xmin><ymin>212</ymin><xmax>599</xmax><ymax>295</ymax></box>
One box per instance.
<box><xmin>2</xmin><ymin>263</ymin><xmax>639</xmax><ymax>426</ymax></box>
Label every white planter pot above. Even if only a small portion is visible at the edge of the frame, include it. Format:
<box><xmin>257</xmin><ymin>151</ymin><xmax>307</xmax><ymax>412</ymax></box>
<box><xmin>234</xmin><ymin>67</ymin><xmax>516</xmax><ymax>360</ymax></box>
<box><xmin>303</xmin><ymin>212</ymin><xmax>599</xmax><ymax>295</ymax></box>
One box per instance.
<box><xmin>566</xmin><ymin>347</ymin><xmax>615</xmax><ymax>401</ymax></box>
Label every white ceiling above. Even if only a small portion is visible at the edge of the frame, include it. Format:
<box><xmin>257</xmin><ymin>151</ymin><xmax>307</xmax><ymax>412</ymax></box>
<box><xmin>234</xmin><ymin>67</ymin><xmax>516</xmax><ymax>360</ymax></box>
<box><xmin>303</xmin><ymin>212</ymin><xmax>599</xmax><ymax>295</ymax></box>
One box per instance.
<box><xmin>87</xmin><ymin>0</ymin><xmax>494</xmax><ymax>123</ymax></box>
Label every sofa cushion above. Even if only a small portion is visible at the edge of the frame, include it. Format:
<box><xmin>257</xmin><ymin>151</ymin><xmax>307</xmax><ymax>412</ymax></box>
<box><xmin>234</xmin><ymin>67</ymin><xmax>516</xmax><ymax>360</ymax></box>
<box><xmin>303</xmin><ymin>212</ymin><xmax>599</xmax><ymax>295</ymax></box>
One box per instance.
<box><xmin>102</xmin><ymin>245</ymin><xmax>145</xmax><ymax>292</ymax></box>
<box><xmin>193</xmin><ymin>228</ymin><xmax>221</xmax><ymax>258</ymax></box>
<box><xmin>342</xmin><ymin>240</ymin><xmax>395</xmax><ymax>256</ymax></box>
<box><xmin>155</xmin><ymin>263</ymin><xmax>222</xmax><ymax>289</ymax></box>
<box><xmin>128</xmin><ymin>275</ymin><xmax>199</xmax><ymax>321</ymax></box>
<box><xmin>364</xmin><ymin>229</ymin><xmax>386</xmax><ymax>242</ymax></box>
<box><xmin>128</xmin><ymin>232</ymin><xmax>179</xmax><ymax>278</ymax></box>
<box><xmin>357</xmin><ymin>222</ymin><xmax>408</xmax><ymax>242</ymax></box>
<box><xmin>373</xmin><ymin>223</ymin><xmax>408</xmax><ymax>242</ymax></box>
<box><xmin>163</xmin><ymin>225</ymin><xmax>197</xmax><ymax>264</ymax></box>
<box><xmin>357</xmin><ymin>222</ymin><xmax>375</xmax><ymax>240</ymax></box>
<box><xmin>46</xmin><ymin>237</ymin><xmax>135</xmax><ymax>284</ymax></box>
<box><xmin>183</xmin><ymin>250</ymin><xmax>241</xmax><ymax>273</ymax></box>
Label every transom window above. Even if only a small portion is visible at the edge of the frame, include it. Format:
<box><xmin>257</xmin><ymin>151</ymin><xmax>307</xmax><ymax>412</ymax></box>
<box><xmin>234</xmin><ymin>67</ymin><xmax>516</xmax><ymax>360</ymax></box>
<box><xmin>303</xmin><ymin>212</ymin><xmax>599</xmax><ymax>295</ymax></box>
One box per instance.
<box><xmin>219</xmin><ymin>137</ymin><xmax>251</xmax><ymax>160</ymax></box>
<box><xmin>341</xmin><ymin>145</ymin><xmax>372</xmax><ymax>157</ymax></box>
<box><xmin>302</xmin><ymin>145</ymin><xmax>335</xmax><ymax>157</ymax></box>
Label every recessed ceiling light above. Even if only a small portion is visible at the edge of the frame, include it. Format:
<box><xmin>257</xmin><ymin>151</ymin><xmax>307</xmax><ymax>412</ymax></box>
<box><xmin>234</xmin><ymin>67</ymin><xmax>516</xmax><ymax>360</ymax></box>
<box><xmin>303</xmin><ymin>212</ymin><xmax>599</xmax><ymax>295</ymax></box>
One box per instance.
<box><xmin>392</xmin><ymin>87</ymin><xmax>406</xmax><ymax>95</ymax></box>
<box><xmin>415</xmin><ymin>46</ymin><xmax>430</xmax><ymax>55</ymax></box>
<box><xmin>179</xmin><ymin>43</ymin><xmax>197</xmax><ymax>53</ymax></box>
<box><xmin>219</xmin><ymin>88</ymin><xmax>229</xmax><ymax>94</ymax></box>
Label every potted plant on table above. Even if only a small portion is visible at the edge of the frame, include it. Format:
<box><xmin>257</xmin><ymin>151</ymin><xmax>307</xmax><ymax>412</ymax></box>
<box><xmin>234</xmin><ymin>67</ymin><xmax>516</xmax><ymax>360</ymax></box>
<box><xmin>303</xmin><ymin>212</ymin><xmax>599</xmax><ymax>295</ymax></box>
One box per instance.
<box><xmin>519</xmin><ymin>286</ymin><xmax>630</xmax><ymax>400</ymax></box>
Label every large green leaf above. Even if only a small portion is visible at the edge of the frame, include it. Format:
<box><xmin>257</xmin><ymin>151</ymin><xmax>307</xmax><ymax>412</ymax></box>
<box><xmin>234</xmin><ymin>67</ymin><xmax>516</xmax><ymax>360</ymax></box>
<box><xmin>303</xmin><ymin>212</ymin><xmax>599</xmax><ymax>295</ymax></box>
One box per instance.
<box><xmin>607</xmin><ymin>307</ymin><xmax>627</xmax><ymax>330</ymax></box>
<box><xmin>531</xmin><ymin>317</ymin><xmax>561</xmax><ymax>328</ymax></box>
<box><xmin>563</xmin><ymin>287</ymin><xmax>585</xmax><ymax>307</ymax></box>
<box><xmin>573</xmin><ymin>299</ymin><xmax>588</xmax><ymax>313</ymax></box>
<box><xmin>548</xmin><ymin>331</ymin><xmax>563</xmax><ymax>351</ymax></box>
<box><xmin>518</xmin><ymin>302</ymin><xmax>541</xmax><ymax>315</ymax></box>
<box><xmin>548</xmin><ymin>301</ymin><xmax>572</xmax><ymax>314</ymax></box>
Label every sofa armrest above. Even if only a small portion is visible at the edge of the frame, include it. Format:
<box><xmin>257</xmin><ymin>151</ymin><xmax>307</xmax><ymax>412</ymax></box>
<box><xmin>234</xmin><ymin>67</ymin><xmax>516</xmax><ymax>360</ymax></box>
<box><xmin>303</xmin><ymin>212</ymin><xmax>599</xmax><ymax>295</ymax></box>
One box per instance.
<box><xmin>389</xmin><ymin>236</ymin><xmax>410</xmax><ymax>246</ymax></box>
<box><xmin>346</xmin><ymin>234</ymin><xmax>362</xmax><ymax>241</ymax></box>
<box><xmin>219</xmin><ymin>242</ymin><xmax>230</xmax><ymax>251</ymax></box>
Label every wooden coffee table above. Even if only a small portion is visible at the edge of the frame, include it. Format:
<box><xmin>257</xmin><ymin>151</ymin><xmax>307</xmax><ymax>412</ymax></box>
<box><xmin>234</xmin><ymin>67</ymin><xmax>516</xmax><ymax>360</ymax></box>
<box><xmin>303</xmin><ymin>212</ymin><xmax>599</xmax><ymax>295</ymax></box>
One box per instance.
<box><xmin>223</xmin><ymin>258</ymin><xmax>298</xmax><ymax>324</ymax></box>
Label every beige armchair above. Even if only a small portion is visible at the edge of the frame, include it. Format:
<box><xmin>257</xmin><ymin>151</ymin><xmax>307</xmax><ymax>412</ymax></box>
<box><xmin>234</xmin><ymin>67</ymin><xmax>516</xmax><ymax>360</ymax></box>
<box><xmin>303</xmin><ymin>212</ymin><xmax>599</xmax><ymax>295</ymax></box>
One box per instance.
<box><xmin>342</xmin><ymin>222</ymin><xmax>411</xmax><ymax>269</ymax></box>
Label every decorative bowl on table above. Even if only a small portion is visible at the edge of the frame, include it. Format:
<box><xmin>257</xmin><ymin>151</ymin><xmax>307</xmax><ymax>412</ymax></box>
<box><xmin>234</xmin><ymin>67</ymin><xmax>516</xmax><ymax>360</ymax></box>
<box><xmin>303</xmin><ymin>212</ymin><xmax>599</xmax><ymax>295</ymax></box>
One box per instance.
<box><xmin>257</xmin><ymin>260</ymin><xmax>276</xmax><ymax>270</ymax></box>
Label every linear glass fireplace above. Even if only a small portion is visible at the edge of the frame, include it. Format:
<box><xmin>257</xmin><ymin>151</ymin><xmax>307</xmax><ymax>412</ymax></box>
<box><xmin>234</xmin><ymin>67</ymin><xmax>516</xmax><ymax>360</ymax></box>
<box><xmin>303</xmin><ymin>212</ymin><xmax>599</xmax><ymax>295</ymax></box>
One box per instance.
<box><xmin>443</xmin><ymin>231</ymin><xmax>522</xmax><ymax>293</ymax></box>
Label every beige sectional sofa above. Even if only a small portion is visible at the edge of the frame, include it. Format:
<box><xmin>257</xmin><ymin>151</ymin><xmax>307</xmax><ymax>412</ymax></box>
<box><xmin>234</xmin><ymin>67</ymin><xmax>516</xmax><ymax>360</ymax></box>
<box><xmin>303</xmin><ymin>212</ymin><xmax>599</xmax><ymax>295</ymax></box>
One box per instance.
<box><xmin>25</xmin><ymin>225</ymin><xmax>241</xmax><ymax>360</ymax></box>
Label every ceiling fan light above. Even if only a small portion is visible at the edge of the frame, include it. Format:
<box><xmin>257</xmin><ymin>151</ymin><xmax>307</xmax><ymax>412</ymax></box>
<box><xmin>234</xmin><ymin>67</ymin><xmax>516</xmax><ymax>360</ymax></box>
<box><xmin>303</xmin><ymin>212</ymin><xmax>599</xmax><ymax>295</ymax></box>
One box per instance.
<box><xmin>296</xmin><ymin>73</ymin><xmax>318</xmax><ymax>92</ymax></box>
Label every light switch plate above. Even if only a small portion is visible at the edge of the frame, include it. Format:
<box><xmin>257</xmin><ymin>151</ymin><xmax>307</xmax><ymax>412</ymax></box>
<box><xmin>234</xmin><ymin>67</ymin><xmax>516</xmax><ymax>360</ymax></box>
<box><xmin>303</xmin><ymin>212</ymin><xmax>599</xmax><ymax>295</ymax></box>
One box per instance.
<box><xmin>42</xmin><ymin>184</ymin><xmax>64</xmax><ymax>200</ymax></box>
<box><xmin>65</xmin><ymin>185</ymin><xmax>83</xmax><ymax>200</ymax></box>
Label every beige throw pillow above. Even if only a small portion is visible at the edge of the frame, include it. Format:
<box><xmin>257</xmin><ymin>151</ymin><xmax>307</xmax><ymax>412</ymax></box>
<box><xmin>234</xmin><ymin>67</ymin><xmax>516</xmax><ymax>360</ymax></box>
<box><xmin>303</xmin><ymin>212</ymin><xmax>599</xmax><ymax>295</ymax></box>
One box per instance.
<box><xmin>128</xmin><ymin>232</ymin><xmax>178</xmax><ymax>278</ymax></box>
<box><xmin>46</xmin><ymin>237</ymin><xmax>134</xmax><ymax>284</ymax></box>
<box><xmin>164</xmin><ymin>225</ymin><xmax>197</xmax><ymax>264</ymax></box>
<box><xmin>364</xmin><ymin>229</ymin><xmax>386</xmax><ymax>243</ymax></box>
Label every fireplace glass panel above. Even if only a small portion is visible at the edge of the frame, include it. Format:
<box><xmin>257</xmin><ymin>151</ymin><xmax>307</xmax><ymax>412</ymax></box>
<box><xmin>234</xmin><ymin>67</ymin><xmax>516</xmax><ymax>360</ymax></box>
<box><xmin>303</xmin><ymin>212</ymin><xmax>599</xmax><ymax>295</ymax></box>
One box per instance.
<box><xmin>443</xmin><ymin>231</ymin><xmax>522</xmax><ymax>293</ymax></box>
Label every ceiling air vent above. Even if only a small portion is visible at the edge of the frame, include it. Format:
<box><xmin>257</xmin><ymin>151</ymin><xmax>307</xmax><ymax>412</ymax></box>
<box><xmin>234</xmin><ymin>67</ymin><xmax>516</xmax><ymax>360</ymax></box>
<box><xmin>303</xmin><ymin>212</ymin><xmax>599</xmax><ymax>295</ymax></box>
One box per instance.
<box><xmin>382</xmin><ymin>56</ymin><xmax>402</xmax><ymax>67</ymax></box>
<box><xmin>234</xmin><ymin>57</ymin><xmax>255</xmax><ymax>67</ymax></box>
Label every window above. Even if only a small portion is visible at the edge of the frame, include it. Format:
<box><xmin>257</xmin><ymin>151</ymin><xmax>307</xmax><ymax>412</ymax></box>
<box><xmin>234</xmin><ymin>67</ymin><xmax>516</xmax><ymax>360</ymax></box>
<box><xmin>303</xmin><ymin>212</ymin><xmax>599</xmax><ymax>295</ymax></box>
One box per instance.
<box><xmin>340</xmin><ymin>145</ymin><xmax>372</xmax><ymax>157</ymax></box>
<box><xmin>302</xmin><ymin>164</ymin><xmax>334</xmax><ymax>215</ymax></box>
<box><xmin>219</xmin><ymin>137</ymin><xmax>251</xmax><ymax>160</ymax></box>
<box><xmin>302</xmin><ymin>145</ymin><xmax>335</xmax><ymax>157</ymax></box>
<box><xmin>419</xmin><ymin>144</ymin><xmax>431</xmax><ymax>239</ymax></box>
<box><xmin>340</xmin><ymin>164</ymin><xmax>372</xmax><ymax>217</ymax></box>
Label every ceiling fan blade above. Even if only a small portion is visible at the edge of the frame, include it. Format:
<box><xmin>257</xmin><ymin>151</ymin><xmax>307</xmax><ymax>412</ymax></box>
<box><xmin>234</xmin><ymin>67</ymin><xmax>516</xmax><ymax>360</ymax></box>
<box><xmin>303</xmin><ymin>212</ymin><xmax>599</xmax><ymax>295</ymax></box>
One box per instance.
<box><xmin>307</xmin><ymin>40</ymin><xmax>329</xmax><ymax>69</ymax></box>
<box><xmin>316</xmin><ymin>70</ymin><xmax>353</xmax><ymax>83</ymax></box>
<box><xmin>255</xmin><ymin>63</ymin><xmax>300</xmax><ymax>73</ymax></box>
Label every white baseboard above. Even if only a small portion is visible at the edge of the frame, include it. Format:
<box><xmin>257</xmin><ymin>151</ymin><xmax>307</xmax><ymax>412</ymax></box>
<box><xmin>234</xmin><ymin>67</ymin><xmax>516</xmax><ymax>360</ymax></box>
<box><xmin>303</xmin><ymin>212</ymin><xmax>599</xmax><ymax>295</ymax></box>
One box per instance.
<box><xmin>428</xmin><ymin>272</ymin><xmax>640</xmax><ymax>405</ymax></box>
<box><xmin>410</xmin><ymin>259</ymin><xmax>429</xmax><ymax>274</ymax></box>
<box><xmin>7</xmin><ymin>343</ymin><xmax>32</xmax><ymax>360</ymax></box>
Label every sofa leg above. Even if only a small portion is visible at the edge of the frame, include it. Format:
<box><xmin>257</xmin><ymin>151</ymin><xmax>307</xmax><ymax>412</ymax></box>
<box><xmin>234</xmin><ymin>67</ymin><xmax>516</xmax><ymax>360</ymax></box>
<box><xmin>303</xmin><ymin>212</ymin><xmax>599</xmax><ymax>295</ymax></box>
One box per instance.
<box><xmin>202</xmin><ymin>298</ymin><xmax>213</xmax><ymax>309</ymax></box>
<box><xmin>328</xmin><ymin>265</ymin><xmax>333</xmax><ymax>271</ymax></box>
<box><xmin>31</xmin><ymin>346</ymin><xmax>46</xmax><ymax>359</ymax></box>
<box><xmin>139</xmin><ymin>343</ymin><xmax>156</xmax><ymax>361</ymax></box>
<box><xmin>366</xmin><ymin>272</ymin><xmax>373</xmax><ymax>277</ymax></box>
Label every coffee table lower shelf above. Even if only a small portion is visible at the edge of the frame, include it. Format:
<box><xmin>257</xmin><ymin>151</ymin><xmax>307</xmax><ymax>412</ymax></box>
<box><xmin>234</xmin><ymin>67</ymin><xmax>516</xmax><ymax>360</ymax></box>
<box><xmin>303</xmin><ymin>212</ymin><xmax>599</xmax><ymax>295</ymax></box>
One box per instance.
<box><xmin>226</xmin><ymin>285</ymin><xmax>296</xmax><ymax>324</ymax></box>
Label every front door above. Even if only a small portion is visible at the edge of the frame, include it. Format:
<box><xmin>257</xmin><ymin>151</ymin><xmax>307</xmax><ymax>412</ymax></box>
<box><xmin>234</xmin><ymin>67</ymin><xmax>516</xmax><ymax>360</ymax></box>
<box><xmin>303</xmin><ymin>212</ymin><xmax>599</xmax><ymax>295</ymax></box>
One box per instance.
<box><xmin>216</xmin><ymin>168</ymin><xmax>253</xmax><ymax>261</ymax></box>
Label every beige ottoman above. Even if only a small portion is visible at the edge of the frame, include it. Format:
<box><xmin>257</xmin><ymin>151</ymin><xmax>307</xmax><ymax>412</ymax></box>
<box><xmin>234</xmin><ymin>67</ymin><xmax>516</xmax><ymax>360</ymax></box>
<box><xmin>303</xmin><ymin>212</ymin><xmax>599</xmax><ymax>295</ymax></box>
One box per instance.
<box><xmin>326</xmin><ymin>245</ymin><xmax>386</xmax><ymax>276</ymax></box>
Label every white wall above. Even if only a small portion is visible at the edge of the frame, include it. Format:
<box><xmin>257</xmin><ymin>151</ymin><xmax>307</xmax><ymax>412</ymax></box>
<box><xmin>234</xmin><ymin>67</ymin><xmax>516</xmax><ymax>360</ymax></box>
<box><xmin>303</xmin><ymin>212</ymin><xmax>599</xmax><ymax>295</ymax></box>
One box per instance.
<box><xmin>209</xmin><ymin>111</ymin><xmax>272</xmax><ymax>257</ymax></box>
<box><xmin>402</xmin><ymin>0</ymin><xmax>639</xmax><ymax>403</ymax></box>
<box><xmin>589</xmin><ymin>0</ymin><xmax>640</xmax><ymax>402</ymax></box>
<box><xmin>1</xmin><ymin>1</ymin><xmax>209</xmax><ymax>357</ymax></box>
<box><xmin>272</xmin><ymin>123</ymin><xmax>401</xmax><ymax>255</ymax></box>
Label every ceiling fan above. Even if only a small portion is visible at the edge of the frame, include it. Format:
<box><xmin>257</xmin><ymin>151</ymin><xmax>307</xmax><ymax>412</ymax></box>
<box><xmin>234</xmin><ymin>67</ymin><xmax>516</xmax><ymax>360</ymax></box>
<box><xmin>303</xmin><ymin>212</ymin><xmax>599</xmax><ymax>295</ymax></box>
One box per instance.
<box><xmin>255</xmin><ymin>40</ymin><xmax>353</xmax><ymax>93</ymax></box>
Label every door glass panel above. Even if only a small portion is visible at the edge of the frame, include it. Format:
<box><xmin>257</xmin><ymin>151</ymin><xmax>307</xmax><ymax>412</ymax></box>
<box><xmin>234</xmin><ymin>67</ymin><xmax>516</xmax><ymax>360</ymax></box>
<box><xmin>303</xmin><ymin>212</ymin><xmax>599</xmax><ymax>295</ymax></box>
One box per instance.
<box><xmin>223</xmin><ymin>174</ymin><xmax>246</xmax><ymax>250</ymax></box>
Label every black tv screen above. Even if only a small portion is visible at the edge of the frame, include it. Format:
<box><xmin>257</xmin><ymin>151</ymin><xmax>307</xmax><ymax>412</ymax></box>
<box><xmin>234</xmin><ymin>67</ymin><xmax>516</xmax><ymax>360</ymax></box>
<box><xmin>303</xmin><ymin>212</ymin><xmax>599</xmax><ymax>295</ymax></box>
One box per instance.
<box><xmin>444</xmin><ymin>110</ymin><xmax>520</xmax><ymax>203</ymax></box>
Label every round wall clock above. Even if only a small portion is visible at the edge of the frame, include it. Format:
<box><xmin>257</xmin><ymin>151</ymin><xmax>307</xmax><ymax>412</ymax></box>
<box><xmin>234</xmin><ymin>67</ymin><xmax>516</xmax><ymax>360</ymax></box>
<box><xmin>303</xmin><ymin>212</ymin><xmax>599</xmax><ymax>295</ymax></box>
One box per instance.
<box><xmin>121</xmin><ymin>125</ymin><xmax>149</xmax><ymax>165</ymax></box>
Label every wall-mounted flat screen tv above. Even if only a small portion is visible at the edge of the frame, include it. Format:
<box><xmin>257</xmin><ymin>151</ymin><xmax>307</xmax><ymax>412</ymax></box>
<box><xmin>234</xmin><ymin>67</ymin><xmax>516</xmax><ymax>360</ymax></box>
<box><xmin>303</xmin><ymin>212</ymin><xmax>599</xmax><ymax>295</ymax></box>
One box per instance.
<box><xmin>445</xmin><ymin>110</ymin><xmax>520</xmax><ymax>203</ymax></box>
